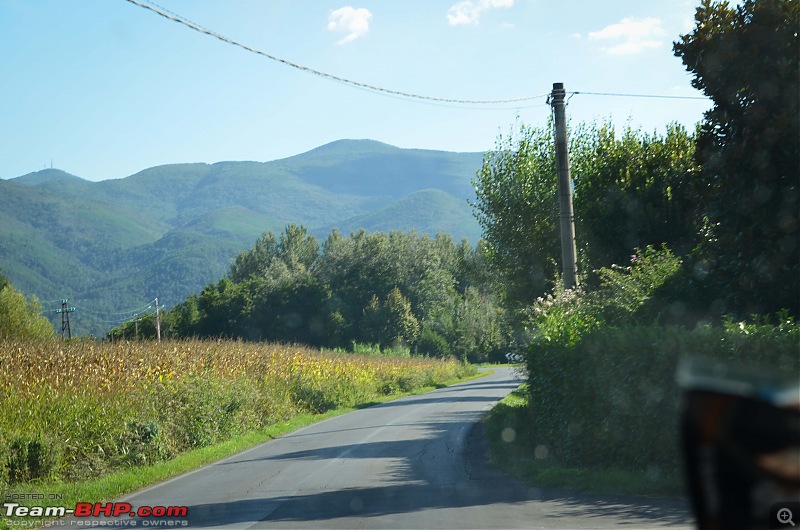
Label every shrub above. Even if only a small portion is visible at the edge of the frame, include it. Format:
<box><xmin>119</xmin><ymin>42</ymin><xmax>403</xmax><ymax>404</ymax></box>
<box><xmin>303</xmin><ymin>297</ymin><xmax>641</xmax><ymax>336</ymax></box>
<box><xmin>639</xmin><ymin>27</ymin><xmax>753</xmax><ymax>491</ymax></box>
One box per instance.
<box><xmin>416</xmin><ymin>328</ymin><xmax>451</xmax><ymax>358</ymax></box>
<box><xmin>526</xmin><ymin>320</ymin><xmax>799</xmax><ymax>473</ymax></box>
<box><xmin>592</xmin><ymin>245</ymin><xmax>683</xmax><ymax>325</ymax></box>
<box><xmin>0</xmin><ymin>286</ymin><xmax>54</xmax><ymax>341</ymax></box>
<box><xmin>6</xmin><ymin>435</ymin><xmax>62</xmax><ymax>483</ymax></box>
<box><xmin>116</xmin><ymin>421</ymin><xmax>165</xmax><ymax>467</ymax></box>
<box><xmin>350</xmin><ymin>342</ymin><xmax>383</xmax><ymax>355</ymax></box>
<box><xmin>524</xmin><ymin>245</ymin><xmax>682</xmax><ymax>351</ymax></box>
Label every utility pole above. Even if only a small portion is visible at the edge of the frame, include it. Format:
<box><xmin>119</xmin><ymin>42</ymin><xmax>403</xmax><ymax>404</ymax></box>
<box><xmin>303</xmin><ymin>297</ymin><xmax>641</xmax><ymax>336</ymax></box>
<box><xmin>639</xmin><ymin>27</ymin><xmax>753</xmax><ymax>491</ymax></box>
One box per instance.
<box><xmin>155</xmin><ymin>297</ymin><xmax>161</xmax><ymax>343</ymax></box>
<box><xmin>55</xmin><ymin>299</ymin><xmax>76</xmax><ymax>340</ymax></box>
<box><xmin>550</xmin><ymin>82</ymin><xmax>579</xmax><ymax>289</ymax></box>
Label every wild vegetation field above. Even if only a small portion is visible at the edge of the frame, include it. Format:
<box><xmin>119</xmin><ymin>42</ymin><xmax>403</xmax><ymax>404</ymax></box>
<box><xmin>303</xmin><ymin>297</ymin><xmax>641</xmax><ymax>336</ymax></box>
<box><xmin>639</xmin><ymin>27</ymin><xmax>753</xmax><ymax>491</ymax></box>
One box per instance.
<box><xmin>0</xmin><ymin>338</ymin><xmax>475</xmax><ymax>491</ymax></box>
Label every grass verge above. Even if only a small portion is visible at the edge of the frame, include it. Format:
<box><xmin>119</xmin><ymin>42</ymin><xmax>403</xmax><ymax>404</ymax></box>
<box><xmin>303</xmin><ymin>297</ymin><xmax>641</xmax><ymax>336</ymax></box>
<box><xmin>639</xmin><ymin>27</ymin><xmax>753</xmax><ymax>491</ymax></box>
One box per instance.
<box><xmin>1</xmin><ymin>370</ymin><xmax>489</xmax><ymax>528</ymax></box>
<box><xmin>483</xmin><ymin>384</ymin><xmax>686</xmax><ymax>498</ymax></box>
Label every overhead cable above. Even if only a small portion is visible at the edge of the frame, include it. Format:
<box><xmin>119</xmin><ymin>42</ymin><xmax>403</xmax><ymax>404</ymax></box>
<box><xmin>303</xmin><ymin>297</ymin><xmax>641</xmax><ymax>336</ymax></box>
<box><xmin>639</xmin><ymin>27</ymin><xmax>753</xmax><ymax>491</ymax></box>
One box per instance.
<box><xmin>569</xmin><ymin>91</ymin><xmax>707</xmax><ymax>101</ymax></box>
<box><xmin>124</xmin><ymin>0</ymin><xmax>549</xmax><ymax>106</ymax></box>
<box><xmin>71</xmin><ymin>299</ymin><xmax>156</xmax><ymax>317</ymax></box>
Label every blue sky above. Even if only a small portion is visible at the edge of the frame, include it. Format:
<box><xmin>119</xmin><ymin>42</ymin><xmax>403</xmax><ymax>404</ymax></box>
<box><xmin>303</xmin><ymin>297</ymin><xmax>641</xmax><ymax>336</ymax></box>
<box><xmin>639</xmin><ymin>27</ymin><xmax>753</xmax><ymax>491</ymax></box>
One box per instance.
<box><xmin>1</xmin><ymin>0</ymin><xmax>711</xmax><ymax>182</ymax></box>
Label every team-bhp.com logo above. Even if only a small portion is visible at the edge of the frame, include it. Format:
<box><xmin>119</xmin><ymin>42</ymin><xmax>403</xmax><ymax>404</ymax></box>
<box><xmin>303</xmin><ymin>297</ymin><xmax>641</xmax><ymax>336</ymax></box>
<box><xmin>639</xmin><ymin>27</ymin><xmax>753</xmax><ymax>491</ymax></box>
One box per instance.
<box><xmin>4</xmin><ymin>502</ymin><xmax>189</xmax><ymax>527</ymax></box>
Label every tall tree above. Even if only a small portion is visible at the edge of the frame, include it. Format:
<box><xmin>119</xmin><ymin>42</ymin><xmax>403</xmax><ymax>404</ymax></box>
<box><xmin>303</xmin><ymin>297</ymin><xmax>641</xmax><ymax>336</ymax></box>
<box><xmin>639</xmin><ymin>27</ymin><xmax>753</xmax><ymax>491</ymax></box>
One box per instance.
<box><xmin>473</xmin><ymin>121</ymin><xmax>701</xmax><ymax>306</ymax></box>
<box><xmin>277</xmin><ymin>224</ymin><xmax>319</xmax><ymax>271</ymax></box>
<box><xmin>229</xmin><ymin>231</ymin><xmax>279</xmax><ymax>282</ymax></box>
<box><xmin>571</xmin><ymin>122</ymin><xmax>699</xmax><ymax>271</ymax></box>
<box><xmin>361</xmin><ymin>287</ymin><xmax>420</xmax><ymax>348</ymax></box>
<box><xmin>0</xmin><ymin>283</ymin><xmax>54</xmax><ymax>340</ymax></box>
<box><xmin>674</xmin><ymin>0</ymin><xmax>799</xmax><ymax>315</ymax></box>
<box><xmin>472</xmin><ymin>123</ymin><xmax>559</xmax><ymax>306</ymax></box>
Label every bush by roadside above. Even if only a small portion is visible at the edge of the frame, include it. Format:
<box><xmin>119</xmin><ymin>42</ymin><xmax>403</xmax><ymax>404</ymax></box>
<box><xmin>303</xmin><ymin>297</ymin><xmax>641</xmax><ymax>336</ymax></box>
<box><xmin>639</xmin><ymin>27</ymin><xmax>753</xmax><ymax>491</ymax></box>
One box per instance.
<box><xmin>515</xmin><ymin>245</ymin><xmax>798</xmax><ymax>494</ymax></box>
<box><xmin>526</xmin><ymin>321</ymin><xmax>799</xmax><ymax>477</ymax></box>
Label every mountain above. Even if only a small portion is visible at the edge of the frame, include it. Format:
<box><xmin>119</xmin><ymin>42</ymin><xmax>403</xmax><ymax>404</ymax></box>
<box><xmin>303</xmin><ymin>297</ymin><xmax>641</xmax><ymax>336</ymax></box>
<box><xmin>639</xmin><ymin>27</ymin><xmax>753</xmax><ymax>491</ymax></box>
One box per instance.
<box><xmin>1</xmin><ymin>140</ymin><xmax>485</xmax><ymax>336</ymax></box>
<box><xmin>14</xmin><ymin>168</ymin><xmax>89</xmax><ymax>187</ymax></box>
<box><xmin>313</xmin><ymin>189</ymin><xmax>482</xmax><ymax>243</ymax></box>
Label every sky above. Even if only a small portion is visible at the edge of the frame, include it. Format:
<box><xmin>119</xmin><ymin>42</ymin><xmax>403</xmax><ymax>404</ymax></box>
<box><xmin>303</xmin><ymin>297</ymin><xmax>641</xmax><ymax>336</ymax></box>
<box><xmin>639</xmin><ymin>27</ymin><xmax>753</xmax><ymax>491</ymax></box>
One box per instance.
<box><xmin>0</xmin><ymin>0</ymin><xmax>712</xmax><ymax>182</ymax></box>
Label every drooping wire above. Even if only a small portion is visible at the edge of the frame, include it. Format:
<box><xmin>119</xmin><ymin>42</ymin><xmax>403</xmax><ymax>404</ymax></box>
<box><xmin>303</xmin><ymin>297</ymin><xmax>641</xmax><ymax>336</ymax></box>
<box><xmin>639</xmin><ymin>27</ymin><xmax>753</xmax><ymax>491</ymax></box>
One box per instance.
<box><xmin>123</xmin><ymin>0</ymin><xmax>549</xmax><ymax>106</ymax></box>
<box><xmin>124</xmin><ymin>1</ymin><xmax>711</xmax><ymax>108</ymax></box>
<box><xmin>40</xmin><ymin>299</ymin><xmax>157</xmax><ymax>326</ymax></box>
<box><xmin>568</xmin><ymin>91</ymin><xmax>707</xmax><ymax>101</ymax></box>
<box><xmin>71</xmin><ymin>299</ymin><xmax>156</xmax><ymax>318</ymax></box>
<box><xmin>90</xmin><ymin>304</ymin><xmax>157</xmax><ymax>325</ymax></box>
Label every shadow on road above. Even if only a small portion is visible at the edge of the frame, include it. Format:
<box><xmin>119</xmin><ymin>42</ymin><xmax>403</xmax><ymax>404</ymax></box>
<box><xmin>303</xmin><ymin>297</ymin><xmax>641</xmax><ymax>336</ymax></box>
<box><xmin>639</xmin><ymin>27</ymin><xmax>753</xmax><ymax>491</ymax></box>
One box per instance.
<box><xmin>171</xmin><ymin>416</ymin><xmax>692</xmax><ymax>528</ymax></box>
<box><xmin>176</xmin><ymin>478</ymin><xmax>691</xmax><ymax>528</ymax></box>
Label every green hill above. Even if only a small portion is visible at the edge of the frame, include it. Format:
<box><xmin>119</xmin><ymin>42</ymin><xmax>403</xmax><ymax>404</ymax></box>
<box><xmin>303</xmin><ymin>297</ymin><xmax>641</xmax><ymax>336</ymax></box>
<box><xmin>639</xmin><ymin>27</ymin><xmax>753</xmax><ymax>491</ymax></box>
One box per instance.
<box><xmin>1</xmin><ymin>140</ymin><xmax>485</xmax><ymax>336</ymax></box>
<box><xmin>316</xmin><ymin>189</ymin><xmax>482</xmax><ymax>243</ymax></box>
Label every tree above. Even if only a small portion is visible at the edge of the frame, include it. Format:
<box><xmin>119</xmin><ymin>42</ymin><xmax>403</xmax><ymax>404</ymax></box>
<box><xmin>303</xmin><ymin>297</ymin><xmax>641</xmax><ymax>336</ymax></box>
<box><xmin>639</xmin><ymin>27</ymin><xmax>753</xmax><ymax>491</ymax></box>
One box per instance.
<box><xmin>229</xmin><ymin>225</ymin><xmax>319</xmax><ymax>283</ymax></box>
<box><xmin>165</xmin><ymin>294</ymin><xmax>200</xmax><ymax>337</ymax></box>
<box><xmin>361</xmin><ymin>288</ymin><xmax>420</xmax><ymax>348</ymax></box>
<box><xmin>571</xmin><ymin>122</ymin><xmax>700</xmax><ymax>272</ymax></box>
<box><xmin>473</xmin><ymin>121</ymin><xmax>701</xmax><ymax>306</ymax></box>
<box><xmin>168</xmin><ymin>224</ymin><xmax>514</xmax><ymax>357</ymax></box>
<box><xmin>450</xmin><ymin>286</ymin><xmax>507</xmax><ymax>363</ymax></box>
<box><xmin>674</xmin><ymin>0</ymin><xmax>799</xmax><ymax>315</ymax></box>
<box><xmin>383</xmin><ymin>287</ymin><xmax>420</xmax><ymax>346</ymax></box>
<box><xmin>244</xmin><ymin>274</ymin><xmax>330</xmax><ymax>344</ymax></box>
<box><xmin>277</xmin><ymin>224</ymin><xmax>319</xmax><ymax>271</ymax></box>
<box><xmin>229</xmin><ymin>232</ymin><xmax>278</xmax><ymax>282</ymax></box>
<box><xmin>0</xmin><ymin>283</ymin><xmax>54</xmax><ymax>340</ymax></box>
<box><xmin>416</xmin><ymin>327</ymin><xmax>451</xmax><ymax>358</ymax></box>
<box><xmin>472</xmin><ymin>123</ymin><xmax>559</xmax><ymax>306</ymax></box>
<box><xmin>195</xmin><ymin>278</ymin><xmax>252</xmax><ymax>337</ymax></box>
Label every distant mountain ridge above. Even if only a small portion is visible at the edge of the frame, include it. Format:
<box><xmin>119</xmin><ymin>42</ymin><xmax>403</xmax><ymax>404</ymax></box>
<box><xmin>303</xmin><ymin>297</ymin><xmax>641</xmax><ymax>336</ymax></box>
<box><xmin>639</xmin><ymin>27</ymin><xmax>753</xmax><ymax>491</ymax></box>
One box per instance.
<box><xmin>1</xmin><ymin>140</ymin><xmax>485</xmax><ymax>336</ymax></box>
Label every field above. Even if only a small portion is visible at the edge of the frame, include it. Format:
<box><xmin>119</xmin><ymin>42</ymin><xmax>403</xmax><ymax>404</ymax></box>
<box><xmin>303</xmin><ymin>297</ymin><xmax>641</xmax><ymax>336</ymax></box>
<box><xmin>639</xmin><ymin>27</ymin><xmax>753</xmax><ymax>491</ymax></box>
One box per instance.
<box><xmin>0</xmin><ymin>338</ymin><xmax>475</xmax><ymax>491</ymax></box>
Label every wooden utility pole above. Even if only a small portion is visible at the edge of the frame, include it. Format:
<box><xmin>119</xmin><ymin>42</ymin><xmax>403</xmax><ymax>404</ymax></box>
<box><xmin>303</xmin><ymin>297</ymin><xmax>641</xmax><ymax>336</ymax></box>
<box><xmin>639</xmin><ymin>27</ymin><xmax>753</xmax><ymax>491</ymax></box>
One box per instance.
<box><xmin>550</xmin><ymin>82</ymin><xmax>579</xmax><ymax>289</ymax></box>
<box><xmin>155</xmin><ymin>297</ymin><xmax>161</xmax><ymax>343</ymax></box>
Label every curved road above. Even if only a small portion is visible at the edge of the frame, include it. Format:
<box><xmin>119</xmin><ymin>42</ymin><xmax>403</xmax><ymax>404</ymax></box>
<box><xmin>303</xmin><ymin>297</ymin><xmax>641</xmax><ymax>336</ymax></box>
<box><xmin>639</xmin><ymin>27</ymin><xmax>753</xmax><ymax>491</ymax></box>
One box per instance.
<box><xmin>89</xmin><ymin>367</ymin><xmax>692</xmax><ymax>528</ymax></box>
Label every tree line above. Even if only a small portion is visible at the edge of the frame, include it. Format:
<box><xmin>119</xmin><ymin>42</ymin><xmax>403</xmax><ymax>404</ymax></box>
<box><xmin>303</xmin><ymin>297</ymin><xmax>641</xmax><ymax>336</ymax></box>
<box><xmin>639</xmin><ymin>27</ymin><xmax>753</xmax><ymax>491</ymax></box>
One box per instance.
<box><xmin>111</xmin><ymin>227</ymin><xmax>511</xmax><ymax>362</ymax></box>
<box><xmin>114</xmin><ymin>119</ymin><xmax>719</xmax><ymax>356</ymax></box>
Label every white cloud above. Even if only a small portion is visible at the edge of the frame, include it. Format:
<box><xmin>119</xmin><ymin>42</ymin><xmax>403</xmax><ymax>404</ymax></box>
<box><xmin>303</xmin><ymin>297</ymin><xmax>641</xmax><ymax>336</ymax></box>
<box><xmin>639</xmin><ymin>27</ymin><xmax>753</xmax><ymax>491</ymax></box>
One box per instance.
<box><xmin>447</xmin><ymin>0</ymin><xmax>513</xmax><ymax>27</ymax></box>
<box><xmin>327</xmin><ymin>6</ymin><xmax>372</xmax><ymax>44</ymax></box>
<box><xmin>588</xmin><ymin>17</ymin><xmax>666</xmax><ymax>55</ymax></box>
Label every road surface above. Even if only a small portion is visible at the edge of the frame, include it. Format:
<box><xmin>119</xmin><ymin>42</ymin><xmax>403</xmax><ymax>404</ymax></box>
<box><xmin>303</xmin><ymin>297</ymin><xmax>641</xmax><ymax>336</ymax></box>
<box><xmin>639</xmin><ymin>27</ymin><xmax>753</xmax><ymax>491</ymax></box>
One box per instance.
<box><xmin>82</xmin><ymin>367</ymin><xmax>693</xmax><ymax>528</ymax></box>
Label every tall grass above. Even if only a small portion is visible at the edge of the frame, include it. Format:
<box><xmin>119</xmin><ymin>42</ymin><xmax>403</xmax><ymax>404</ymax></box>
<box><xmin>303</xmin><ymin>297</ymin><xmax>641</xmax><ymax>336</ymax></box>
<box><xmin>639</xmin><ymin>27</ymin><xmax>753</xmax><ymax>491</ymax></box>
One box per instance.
<box><xmin>0</xmin><ymin>338</ymin><xmax>474</xmax><ymax>490</ymax></box>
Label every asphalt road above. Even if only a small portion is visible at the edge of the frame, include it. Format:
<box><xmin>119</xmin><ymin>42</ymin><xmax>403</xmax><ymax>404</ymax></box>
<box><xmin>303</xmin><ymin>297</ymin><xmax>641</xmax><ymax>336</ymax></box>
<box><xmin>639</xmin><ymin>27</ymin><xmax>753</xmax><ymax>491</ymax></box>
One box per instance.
<box><xmin>81</xmin><ymin>367</ymin><xmax>693</xmax><ymax>529</ymax></box>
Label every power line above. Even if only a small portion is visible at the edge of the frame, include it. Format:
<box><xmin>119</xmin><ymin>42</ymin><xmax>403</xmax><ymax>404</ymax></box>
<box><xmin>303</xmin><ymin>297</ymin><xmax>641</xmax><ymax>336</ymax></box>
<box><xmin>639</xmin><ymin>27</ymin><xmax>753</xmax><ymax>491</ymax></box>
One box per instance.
<box><xmin>568</xmin><ymin>91</ymin><xmax>707</xmax><ymax>101</ymax></box>
<box><xmin>123</xmin><ymin>0</ymin><xmax>549</xmax><ymax>106</ymax></box>
<box><xmin>124</xmin><ymin>1</ymin><xmax>708</xmax><ymax>108</ymax></box>
<box><xmin>91</xmin><ymin>306</ymin><xmax>156</xmax><ymax>325</ymax></box>
<box><xmin>72</xmin><ymin>299</ymin><xmax>156</xmax><ymax>317</ymax></box>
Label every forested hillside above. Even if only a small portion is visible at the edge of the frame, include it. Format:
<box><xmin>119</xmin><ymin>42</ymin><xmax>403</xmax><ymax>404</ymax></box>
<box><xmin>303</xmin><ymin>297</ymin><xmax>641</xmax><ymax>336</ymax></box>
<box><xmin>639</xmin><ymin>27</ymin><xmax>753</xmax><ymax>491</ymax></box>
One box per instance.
<box><xmin>0</xmin><ymin>140</ymin><xmax>483</xmax><ymax>336</ymax></box>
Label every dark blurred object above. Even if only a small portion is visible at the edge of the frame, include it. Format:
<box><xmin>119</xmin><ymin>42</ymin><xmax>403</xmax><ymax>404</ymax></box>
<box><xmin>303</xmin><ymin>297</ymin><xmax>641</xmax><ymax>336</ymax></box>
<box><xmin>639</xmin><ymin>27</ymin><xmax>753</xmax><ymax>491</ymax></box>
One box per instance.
<box><xmin>679</xmin><ymin>358</ymin><xmax>800</xmax><ymax>529</ymax></box>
